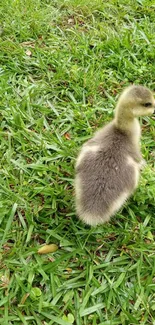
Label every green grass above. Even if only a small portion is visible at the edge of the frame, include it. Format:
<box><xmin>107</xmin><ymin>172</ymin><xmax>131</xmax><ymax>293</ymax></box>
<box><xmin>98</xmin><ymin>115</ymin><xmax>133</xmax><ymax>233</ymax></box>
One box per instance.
<box><xmin>0</xmin><ymin>0</ymin><xmax>155</xmax><ymax>324</ymax></box>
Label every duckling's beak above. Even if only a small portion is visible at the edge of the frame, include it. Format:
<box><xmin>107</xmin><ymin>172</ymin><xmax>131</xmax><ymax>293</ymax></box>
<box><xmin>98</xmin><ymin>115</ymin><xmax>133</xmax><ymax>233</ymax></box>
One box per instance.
<box><xmin>153</xmin><ymin>101</ymin><xmax>155</xmax><ymax>114</ymax></box>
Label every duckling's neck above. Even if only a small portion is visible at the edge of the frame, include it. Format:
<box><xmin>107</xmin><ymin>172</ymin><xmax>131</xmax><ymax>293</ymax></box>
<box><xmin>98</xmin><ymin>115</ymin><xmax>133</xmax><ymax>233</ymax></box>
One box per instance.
<box><xmin>114</xmin><ymin>105</ymin><xmax>141</xmax><ymax>144</ymax></box>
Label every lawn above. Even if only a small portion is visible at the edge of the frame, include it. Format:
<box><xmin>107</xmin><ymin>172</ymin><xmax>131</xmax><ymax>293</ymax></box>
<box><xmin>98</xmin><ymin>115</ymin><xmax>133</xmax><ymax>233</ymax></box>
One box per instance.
<box><xmin>0</xmin><ymin>0</ymin><xmax>155</xmax><ymax>324</ymax></box>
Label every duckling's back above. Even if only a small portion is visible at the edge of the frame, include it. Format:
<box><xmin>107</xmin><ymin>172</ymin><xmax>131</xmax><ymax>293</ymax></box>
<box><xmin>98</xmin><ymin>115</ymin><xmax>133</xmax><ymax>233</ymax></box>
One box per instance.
<box><xmin>75</xmin><ymin>122</ymin><xmax>141</xmax><ymax>225</ymax></box>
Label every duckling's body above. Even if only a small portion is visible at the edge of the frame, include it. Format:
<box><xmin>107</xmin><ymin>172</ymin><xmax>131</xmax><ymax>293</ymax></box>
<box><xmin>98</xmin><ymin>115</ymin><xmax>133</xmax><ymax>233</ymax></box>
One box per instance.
<box><xmin>75</xmin><ymin>85</ymin><xmax>155</xmax><ymax>226</ymax></box>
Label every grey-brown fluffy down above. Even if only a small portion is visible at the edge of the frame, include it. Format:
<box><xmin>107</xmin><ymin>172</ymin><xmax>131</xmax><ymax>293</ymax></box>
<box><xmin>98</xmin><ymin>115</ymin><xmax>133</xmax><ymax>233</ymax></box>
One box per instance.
<box><xmin>75</xmin><ymin>85</ymin><xmax>155</xmax><ymax>226</ymax></box>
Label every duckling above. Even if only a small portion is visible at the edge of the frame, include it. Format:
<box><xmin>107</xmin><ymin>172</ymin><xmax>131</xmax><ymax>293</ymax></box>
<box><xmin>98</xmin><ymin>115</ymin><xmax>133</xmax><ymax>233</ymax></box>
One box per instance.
<box><xmin>75</xmin><ymin>85</ymin><xmax>155</xmax><ymax>226</ymax></box>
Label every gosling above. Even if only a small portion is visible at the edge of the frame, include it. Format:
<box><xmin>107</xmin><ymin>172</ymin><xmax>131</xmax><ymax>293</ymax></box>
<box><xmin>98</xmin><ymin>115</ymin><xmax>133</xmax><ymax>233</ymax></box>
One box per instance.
<box><xmin>75</xmin><ymin>85</ymin><xmax>155</xmax><ymax>226</ymax></box>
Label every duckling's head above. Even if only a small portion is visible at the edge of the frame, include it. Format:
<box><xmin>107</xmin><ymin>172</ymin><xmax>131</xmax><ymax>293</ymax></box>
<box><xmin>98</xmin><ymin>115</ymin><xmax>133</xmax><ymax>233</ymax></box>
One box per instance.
<box><xmin>116</xmin><ymin>85</ymin><xmax>155</xmax><ymax>117</ymax></box>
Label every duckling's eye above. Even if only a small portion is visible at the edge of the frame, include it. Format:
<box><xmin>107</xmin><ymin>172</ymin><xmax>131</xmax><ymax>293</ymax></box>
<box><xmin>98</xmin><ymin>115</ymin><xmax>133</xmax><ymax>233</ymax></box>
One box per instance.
<box><xmin>143</xmin><ymin>102</ymin><xmax>152</xmax><ymax>107</ymax></box>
